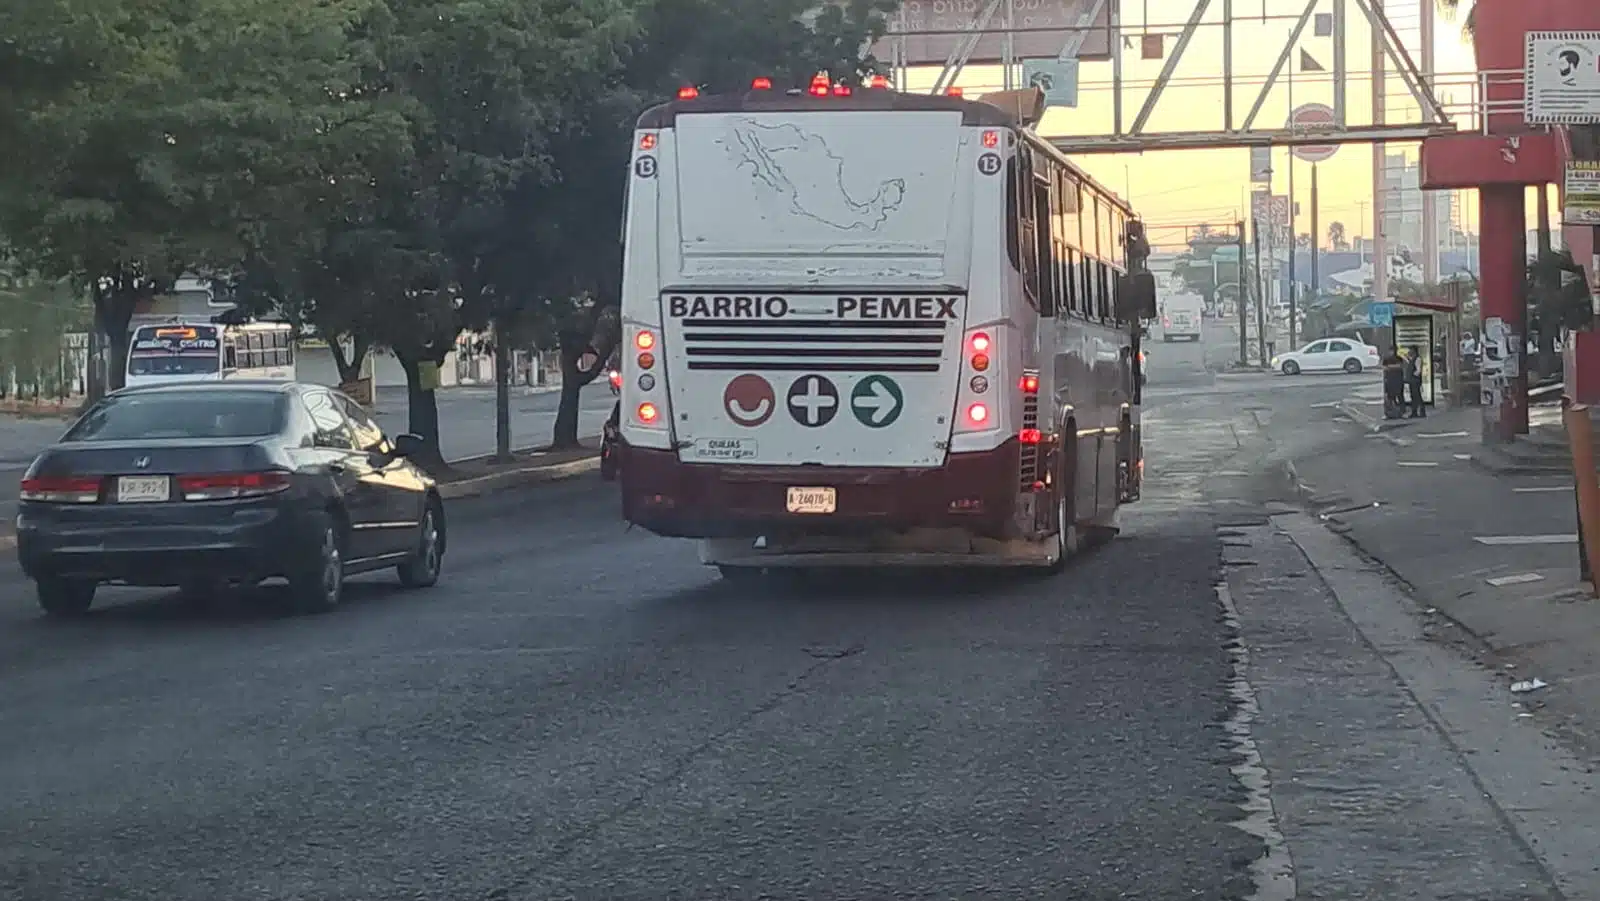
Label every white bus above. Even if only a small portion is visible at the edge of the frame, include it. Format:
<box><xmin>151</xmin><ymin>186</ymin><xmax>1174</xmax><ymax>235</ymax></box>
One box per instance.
<box><xmin>125</xmin><ymin>320</ymin><xmax>296</xmax><ymax>388</ymax></box>
<box><xmin>615</xmin><ymin>76</ymin><xmax>1156</xmax><ymax>576</ymax></box>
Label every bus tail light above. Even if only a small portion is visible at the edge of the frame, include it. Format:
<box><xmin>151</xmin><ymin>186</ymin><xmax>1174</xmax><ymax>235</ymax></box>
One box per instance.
<box><xmin>967</xmin><ymin>403</ymin><xmax>989</xmax><ymax>425</ymax></box>
<box><xmin>1019</xmin><ymin>428</ymin><xmax>1041</xmax><ymax>444</ymax></box>
<box><xmin>636</xmin><ymin>351</ymin><xmax>655</xmax><ymax>369</ymax></box>
<box><xmin>637</xmin><ymin>402</ymin><xmax>660</xmax><ymax>424</ymax></box>
<box><xmin>177</xmin><ymin>471</ymin><xmax>290</xmax><ymax>501</ymax></box>
<box><xmin>1019</xmin><ymin>374</ymin><xmax>1038</xmax><ymax>393</ymax></box>
<box><xmin>21</xmin><ymin>476</ymin><xmax>101</xmax><ymax>504</ymax></box>
<box><xmin>635</xmin><ymin>329</ymin><xmax>656</xmax><ymax>350</ymax></box>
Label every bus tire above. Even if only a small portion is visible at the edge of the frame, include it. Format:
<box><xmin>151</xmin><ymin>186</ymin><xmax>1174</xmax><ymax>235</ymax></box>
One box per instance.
<box><xmin>1049</xmin><ymin>433</ymin><xmax>1080</xmax><ymax>573</ymax></box>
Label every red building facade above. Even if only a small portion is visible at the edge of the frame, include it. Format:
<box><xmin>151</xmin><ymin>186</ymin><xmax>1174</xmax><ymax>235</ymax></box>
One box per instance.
<box><xmin>1421</xmin><ymin>0</ymin><xmax>1600</xmax><ymax>433</ymax></box>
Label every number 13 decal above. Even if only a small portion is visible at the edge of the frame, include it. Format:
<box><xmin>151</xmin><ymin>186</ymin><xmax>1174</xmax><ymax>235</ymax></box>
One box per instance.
<box><xmin>634</xmin><ymin>156</ymin><xmax>657</xmax><ymax>178</ymax></box>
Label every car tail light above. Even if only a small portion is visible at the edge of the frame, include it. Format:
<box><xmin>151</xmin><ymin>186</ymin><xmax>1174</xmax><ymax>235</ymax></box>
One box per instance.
<box><xmin>20</xmin><ymin>475</ymin><xmax>101</xmax><ymax>504</ymax></box>
<box><xmin>867</xmin><ymin>74</ymin><xmax>889</xmax><ymax>89</ymax></box>
<box><xmin>967</xmin><ymin>403</ymin><xmax>989</xmax><ymax>424</ymax></box>
<box><xmin>808</xmin><ymin>74</ymin><xmax>830</xmax><ymax>97</ymax></box>
<box><xmin>176</xmin><ymin>471</ymin><xmax>290</xmax><ymax>501</ymax></box>
<box><xmin>677</xmin><ymin>86</ymin><xmax>699</xmax><ymax>100</ymax></box>
<box><xmin>945</xmin><ymin>86</ymin><xmax>963</xmax><ymax>97</ymax></box>
<box><xmin>832</xmin><ymin>83</ymin><xmax>851</xmax><ymax>96</ymax></box>
<box><xmin>751</xmin><ymin>76</ymin><xmax>772</xmax><ymax>90</ymax></box>
<box><xmin>637</xmin><ymin>402</ymin><xmax>660</xmax><ymax>423</ymax></box>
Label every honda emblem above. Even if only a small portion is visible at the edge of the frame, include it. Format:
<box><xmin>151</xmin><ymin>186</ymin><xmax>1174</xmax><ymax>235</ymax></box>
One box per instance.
<box><xmin>133</xmin><ymin>456</ymin><xmax>151</xmax><ymax>469</ymax></box>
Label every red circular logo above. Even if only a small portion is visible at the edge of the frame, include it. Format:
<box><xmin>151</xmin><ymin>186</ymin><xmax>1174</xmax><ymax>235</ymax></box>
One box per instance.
<box><xmin>723</xmin><ymin>374</ymin><xmax>776</xmax><ymax>426</ymax></box>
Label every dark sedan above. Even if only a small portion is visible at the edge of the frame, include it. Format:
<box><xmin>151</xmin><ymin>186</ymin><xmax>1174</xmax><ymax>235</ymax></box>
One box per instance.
<box><xmin>16</xmin><ymin>381</ymin><xmax>445</xmax><ymax>616</ymax></box>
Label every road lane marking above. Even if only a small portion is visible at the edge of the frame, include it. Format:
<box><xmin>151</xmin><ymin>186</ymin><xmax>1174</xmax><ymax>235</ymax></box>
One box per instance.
<box><xmin>1514</xmin><ymin>485</ymin><xmax>1571</xmax><ymax>493</ymax></box>
<box><xmin>1417</xmin><ymin>431</ymin><xmax>1470</xmax><ymax>439</ymax></box>
<box><xmin>1397</xmin><ymin>461</ymin><xmax>1438</xmax><ymax>467</ymax></box>
<box><xmin>1453</xmin><ymin>453</ymin><xmax>1471</xmax><ymax>460</ymax></box>
<box><xmin>1473</xmin><ymin>534</ymin><xmax>1577</xmax><ymax>545</ymax></box>
<box><xmin>1486</xmin><ymin>572</ymin><xmax>1547</xmax><ymax>587</ymax></box>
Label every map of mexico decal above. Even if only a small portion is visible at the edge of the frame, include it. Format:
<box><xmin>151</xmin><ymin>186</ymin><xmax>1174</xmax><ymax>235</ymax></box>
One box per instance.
<box><xmin>723</xmin><ymin>374</ymin><xmax>775</xmax><ymax>426</ymax></box>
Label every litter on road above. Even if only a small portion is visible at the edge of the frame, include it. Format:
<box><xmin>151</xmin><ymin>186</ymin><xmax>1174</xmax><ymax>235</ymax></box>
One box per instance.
<box><xmin>1510</xmin><ymin>678</ymin><xmax>1549</xmax><ymax>694</ymax></box>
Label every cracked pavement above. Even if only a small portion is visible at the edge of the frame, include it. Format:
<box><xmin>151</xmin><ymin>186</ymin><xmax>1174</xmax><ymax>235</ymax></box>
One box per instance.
<box><xmin>0</xmin><ymin>323</ymin><xmax>1591</xmax><ymax>900</ymax></box>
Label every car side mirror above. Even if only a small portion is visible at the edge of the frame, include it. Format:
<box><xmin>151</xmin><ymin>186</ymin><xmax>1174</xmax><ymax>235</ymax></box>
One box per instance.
<box><xmin>1116</xmin><ymin>272</ymin><xmax>1158</xmax><ymax>322</ymax></box>
<box><xmin>392</xmin><ymin>433</ymin><xmax>424</xmax><ymax>458</ymax></box>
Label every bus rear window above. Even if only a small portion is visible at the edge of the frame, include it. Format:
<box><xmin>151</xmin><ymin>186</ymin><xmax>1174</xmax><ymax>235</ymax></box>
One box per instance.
<box><xmin>65</xmin><ymin>393</ymin><xmax>285</xmax><ymax>441</ymax></box>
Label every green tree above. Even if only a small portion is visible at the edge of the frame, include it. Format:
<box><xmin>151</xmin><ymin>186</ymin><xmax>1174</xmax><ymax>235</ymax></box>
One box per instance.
<box><xmin>0</xmin><ymin>0</ymin><xmax>392</xmax><ymax>394</ymax></box>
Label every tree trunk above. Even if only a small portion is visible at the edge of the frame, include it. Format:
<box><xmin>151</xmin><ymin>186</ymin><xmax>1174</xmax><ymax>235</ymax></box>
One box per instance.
<box><xmin>96</xmin><ymin>290</ymin><xmax>135</xmax><ymax>394</ymax></box>
<box><xmin>492</xmin><ymin>317</ymin><xmax>512</xmax><ymax>462</ymax></box>
<box><xmin>327</xmin><ymin>334</ymin><xmax>370</xmax><ymax>384</ymax></box>
<box><xmin>395</xmin><ymin>353</ymin><xmax>446</xmax><ymax>470</ymax></box>
<box><xmin>552</xmin><ymin>376</ymin><xmax>584</xmax><ymax>448</ymax></box>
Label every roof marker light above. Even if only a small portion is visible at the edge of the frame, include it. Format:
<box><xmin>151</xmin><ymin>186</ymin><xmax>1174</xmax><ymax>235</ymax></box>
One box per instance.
<box><xmin>751</xmin><ymin>77</ymin><xmax>772</xmax><ymax>90</ymax></box>
<box><xmin>677</xmin><ymin>86</ymin><xmax>699</xmax><ymax>100</ymax></box>
<box><xmin>982</xmin><ymin>130</ymin><xmax>999</xmax><ymax>147</ymax></box>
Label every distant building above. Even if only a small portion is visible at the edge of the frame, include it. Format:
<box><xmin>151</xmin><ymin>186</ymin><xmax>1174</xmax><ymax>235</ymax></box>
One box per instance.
<box><xmin>1379</xmin><ymin>152</ymin><xmax>1458</xmax><ymax>258</ymax></box>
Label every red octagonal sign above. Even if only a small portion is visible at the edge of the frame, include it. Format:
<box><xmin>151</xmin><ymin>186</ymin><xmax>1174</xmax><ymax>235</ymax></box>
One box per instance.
<box><xmin>1289</xmin><ymin>103</ymin><xmax>1340</xmax><ymax>164</ymax></box>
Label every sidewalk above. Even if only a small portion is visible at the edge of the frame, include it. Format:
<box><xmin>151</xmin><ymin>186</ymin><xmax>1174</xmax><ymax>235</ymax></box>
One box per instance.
<box><xmin>1288</xmin><ymin>406</ymin><xmax>1600</xmax><ymax>759</ymax></box>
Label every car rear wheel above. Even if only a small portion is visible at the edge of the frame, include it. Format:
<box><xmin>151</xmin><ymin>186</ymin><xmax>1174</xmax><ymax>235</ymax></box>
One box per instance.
<box><xmin>1281</xmin><ymin>360</ymin><xmax>1300</xmax><ymax>375</ymax></box>
<box><xmin>288</xmin><ymin>515</ymin><xmax>344</xmax><ymax>614</ymax></box>
<box><xmin>1343</xmin><ymin>358</ymin><xmax>1362</xmax><ymax>373</ymax></box>
<box><xmin>37</xmin><ymin>578</ymin><xmax>95</xmax><ymax>617</ymax></box>
<box><xmin>397</xmin><ymin>503</ymin><xmax>444</xmax><ymax>588</ymax></box>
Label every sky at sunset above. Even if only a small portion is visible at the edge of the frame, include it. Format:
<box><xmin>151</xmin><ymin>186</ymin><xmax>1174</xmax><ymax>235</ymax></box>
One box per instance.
<box><xmin>901</xmin><ymin>0</ymin><xmax>1488</xmax><ymax>251</ymax></box>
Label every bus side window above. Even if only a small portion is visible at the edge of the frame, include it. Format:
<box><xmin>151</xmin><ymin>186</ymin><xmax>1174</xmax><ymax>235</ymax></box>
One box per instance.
<box><xmin>1004</xmin><ymin>156</ymin><xmax>1022</xmax><ymax>274</ymax></box>
<box><xmin>1033</xmin><ymin>175</ymin><xmax>1055</xmax><ymax>316</ymax></box>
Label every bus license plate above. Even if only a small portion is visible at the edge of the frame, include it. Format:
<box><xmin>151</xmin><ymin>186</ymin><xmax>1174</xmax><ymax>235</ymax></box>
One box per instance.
<box><xmin>116</xmin><ymin>476</ymin><xmax>169</xmax><ymax>503</ymax></box>
<box><xmin>786</xmin><ymin>487</ymin><xmax>836</xmax><ymax>514</ymax></box>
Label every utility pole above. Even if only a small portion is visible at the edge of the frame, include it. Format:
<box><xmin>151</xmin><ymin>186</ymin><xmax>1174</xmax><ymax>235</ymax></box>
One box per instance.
<box><xmin>1236</xmin><ymin>221</ymin><xmax>1248</xmax><ymax>366</ymax></box>
<box><xmin>1253</xmin><ymin>217</ymin><xmax>1267</xmax><ymax>367</ymax></box>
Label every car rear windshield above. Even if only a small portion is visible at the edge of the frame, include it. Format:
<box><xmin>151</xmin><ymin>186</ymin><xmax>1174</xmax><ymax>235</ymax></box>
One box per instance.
<box><xmin>65</xmin><ymin>392</ymin><xmax>285</xmax><ymax>441</ymax></box>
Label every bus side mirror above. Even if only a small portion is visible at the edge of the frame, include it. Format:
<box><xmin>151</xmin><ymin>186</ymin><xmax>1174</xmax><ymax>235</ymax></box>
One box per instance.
<box><xmin>1116</xmin><ymin>272</ymin><xmax>1157</xmax><ymax>321</ymax></box>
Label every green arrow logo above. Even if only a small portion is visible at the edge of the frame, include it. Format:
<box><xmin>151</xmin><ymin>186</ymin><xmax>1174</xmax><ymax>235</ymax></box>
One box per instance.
<box><xmin>850</xmin><ymin>375</ymin><xmax>904</xmax><ymax>427</ymax></box>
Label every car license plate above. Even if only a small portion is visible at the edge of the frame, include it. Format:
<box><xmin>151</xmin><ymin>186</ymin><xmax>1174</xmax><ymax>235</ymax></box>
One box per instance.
<box><xmin>786</xmin><ymin>486</ymin><xmax>836</xmax><ymax>514</ymax></box>
<box><xmin>116</xmin><ymin>475</ymin><xmax>170</xmax><ymax>503</ymax></box>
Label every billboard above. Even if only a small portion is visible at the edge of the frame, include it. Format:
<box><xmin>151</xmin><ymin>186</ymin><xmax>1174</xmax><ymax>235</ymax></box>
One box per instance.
<box><xmin>874</xmin><ymin>0</ymin><xmax>1114</xmax><ymax>68</ymax></box>
<box><xmin>1524</xmin><ymin>31</ymin><xmax>1600</xmax><ymax>124</ymax></box>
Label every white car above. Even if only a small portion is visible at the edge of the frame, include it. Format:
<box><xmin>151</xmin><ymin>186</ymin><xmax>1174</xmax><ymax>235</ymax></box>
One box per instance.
<box><xmin>1272</xmin><ymin>338</ymin><xmax>1380</xmax><ymax>375</ymax></box>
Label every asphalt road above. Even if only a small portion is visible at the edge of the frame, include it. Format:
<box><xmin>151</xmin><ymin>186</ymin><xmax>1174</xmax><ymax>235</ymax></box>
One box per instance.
<box><xmin>0</xmin><ymin>323</ymin><xmax>1574</xmax><ymax>900</ymax></box>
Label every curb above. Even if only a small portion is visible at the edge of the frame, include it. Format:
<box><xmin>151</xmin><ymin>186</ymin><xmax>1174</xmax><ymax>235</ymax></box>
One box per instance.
<box><xmin>1466</xmin><ymin>453</ymin><xmax>1571</xmax><ymax>477</ymax></box>
<box><xmin>437</xmin><ymin>455</ymin><xmax>601</xmax><ymax>499</ymax></box>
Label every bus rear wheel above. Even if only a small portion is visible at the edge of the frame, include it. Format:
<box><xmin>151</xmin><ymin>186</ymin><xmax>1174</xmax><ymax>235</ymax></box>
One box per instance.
<box><xmin>1049</xmin><ymin>446</ymin><xmax>1080</xmax><ymax>573</ymax></box>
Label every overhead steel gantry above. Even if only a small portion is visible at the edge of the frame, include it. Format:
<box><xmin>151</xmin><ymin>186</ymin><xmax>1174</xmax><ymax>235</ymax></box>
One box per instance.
<box><xmin>911</xmin><ymin>0</ymin><xmax>1457</xmax><ymax>155</ymax></box>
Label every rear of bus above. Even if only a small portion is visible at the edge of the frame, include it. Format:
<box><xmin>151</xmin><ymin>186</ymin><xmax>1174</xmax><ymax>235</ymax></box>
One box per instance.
<box><xmin>125</xmin><ymin>323</ymin><xmax>223</xmax><ymax>388</ymax></box>
<box><xmin>617</xmin><ymin>82</ymin><xmax>1029</xmax><ymax>559</ymax></box>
